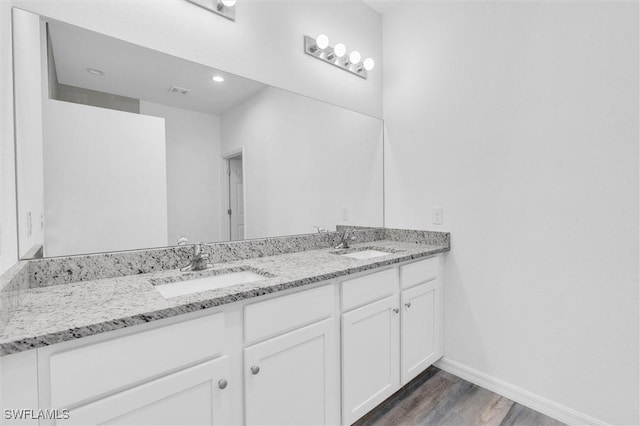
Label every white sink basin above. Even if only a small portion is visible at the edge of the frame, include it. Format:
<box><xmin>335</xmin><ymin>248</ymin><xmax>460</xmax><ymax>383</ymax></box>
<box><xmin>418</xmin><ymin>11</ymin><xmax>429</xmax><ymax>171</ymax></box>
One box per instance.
<box><xmin>155</xmin><ymin>270</ymin><xmax>266</xmax><ymax>299</ymax></box>
<box><xmin>341</xmin><ymin>249</ymin><xmax>391</xmax><ymax>260</ymax></box>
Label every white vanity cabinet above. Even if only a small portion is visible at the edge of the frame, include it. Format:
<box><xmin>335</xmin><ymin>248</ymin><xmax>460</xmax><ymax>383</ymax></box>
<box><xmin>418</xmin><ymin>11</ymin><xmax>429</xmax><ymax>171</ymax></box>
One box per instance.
<box><xmin>64</xmin><ymin>356</ymin><xmax>231</xmax><ymax>426</ymax></box>
<box><xmin>342</xmin><ymin>295</ymin><xmax>400</xmax><ymax>425</ymax></box>
<box><xmin>244</xmin><ymin>319</ymin><xmax>337</xmax><ymax>425</ymax></box>
<box><xmin>243</xmin><ymin>284</ymin><xmax>339</xmax><ymax>426</ymax></box>
<box><xmin>0</xmin><ymin>254</ymin><xmax>444</xmax><ymax>426</ymax></box>
<box><xmin>400</xmin><ymin>280</ymin><xmax>442</xmax><ymax>384</ymax></box>
<box><xmin>399</xmin><ymin>256</ymin><xmax>443</xmax><ymax>384</ymax></box>
<box><xmin>340</xmin><ymin>268</ymin><xmax>401</xmax><ymax>425</ymax></box>
<box><xmin>36</xmin><ymin>312</ymin><xmax>234</xmax><ymax>426</ymax></box>
<box><xmin>341</xmin><ymin>256</ymin><xmax>443</xmax><ymax>425</ymax></box>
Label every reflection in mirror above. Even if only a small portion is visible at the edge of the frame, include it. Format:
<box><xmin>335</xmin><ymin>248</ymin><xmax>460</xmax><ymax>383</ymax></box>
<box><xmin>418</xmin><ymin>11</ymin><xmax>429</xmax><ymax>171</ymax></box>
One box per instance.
<box><xmin>13</xmin><ymin>12</ymin><xmax>384</xmax><ymax>259</ymax></box>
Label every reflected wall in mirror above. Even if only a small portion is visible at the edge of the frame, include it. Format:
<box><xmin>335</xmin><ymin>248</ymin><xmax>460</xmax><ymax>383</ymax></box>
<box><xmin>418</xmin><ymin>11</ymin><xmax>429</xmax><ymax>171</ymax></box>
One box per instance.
<box><xmin>13</xmin><ymin>10</ymin><xmax>384</xmax><ymax>259</ymax></box>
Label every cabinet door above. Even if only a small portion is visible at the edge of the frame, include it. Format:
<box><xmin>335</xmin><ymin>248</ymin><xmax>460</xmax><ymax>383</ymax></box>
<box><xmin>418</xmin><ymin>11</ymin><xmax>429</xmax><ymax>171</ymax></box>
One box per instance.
<box><xmin>342</xmin><ymin>295</ymin><xmax>400</xmax><ymax>426</ymax></box>
<box><xmin>244</xmin><ymin>318</ymin><xmax>338</xmax><ymax>426</ymax></box>
<box><xmin>63</xmin><ymin>357</ymin><xmax>231</xmax><ymax>426</ymax></box>
<box><xmin>401</xmin><ymin>279</ymin><xmax>443</xmax><ymax>384</ymax></box>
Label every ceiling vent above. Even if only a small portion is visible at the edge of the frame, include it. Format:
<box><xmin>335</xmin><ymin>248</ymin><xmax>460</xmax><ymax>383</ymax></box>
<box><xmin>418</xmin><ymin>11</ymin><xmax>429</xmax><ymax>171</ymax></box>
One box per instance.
<box><xmin>168</xmin><ymin>86</ymin><xmax>191</xmax><ymax>95</ymax></box>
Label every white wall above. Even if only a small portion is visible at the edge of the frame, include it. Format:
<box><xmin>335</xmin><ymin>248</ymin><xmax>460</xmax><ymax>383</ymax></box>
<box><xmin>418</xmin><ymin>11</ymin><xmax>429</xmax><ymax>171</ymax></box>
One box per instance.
<box><xmin>12</xmin><ymin>8</ymin><xmax>45</xmax><ymax>258</ymax></box>
<box><xmin>140</xmin><ymin>101</ymin><xmax>223</xmax><ymax>245</ymax></box>
<box><xmin>0</xmin><ymin>0</ymin><xmax>382</xmax><ymax>272</ymax></box>
<box><xmin>222</xmin><ymin>86</ymin><xmax>383</xmax><ymax>239</ymax></box>
<box><xmin>43</xmin><ymin>100</ymin><xmax>168</xmax><ymax>257</ymax></box>
<box><xmin>383</xmin><ymin>2</ymin><xmax>638</xmax><ymax>424</ymax></box>
<box><xmin>0</xmin><ymin>3</ymin><xmax>17</xmax><ymax>272</ymax></box>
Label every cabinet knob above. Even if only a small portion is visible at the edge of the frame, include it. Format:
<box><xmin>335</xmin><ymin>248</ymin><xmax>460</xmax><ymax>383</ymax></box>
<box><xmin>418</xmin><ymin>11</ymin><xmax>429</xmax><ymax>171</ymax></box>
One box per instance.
<box><xmin>393</xmin><ymin>308</ymin><xmax>399</xmax><ymax>314</ymax></box>
<box><xmin>405</xmin><ymin>302</ymin><xmax>412</xmax><ymax>308</ymax></box>
<box><xmin>250</xmin><ymin>365</ymin><xmax>260</xmax><ymax>375</ymax></box>
<box><xmin>218</xmin><ymin>379</ymin><xmax>228</xmax><ymax>389</ymax></box>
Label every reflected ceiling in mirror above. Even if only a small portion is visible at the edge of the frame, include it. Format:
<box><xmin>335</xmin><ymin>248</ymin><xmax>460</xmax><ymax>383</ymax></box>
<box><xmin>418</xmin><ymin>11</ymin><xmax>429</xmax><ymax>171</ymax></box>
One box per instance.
<box><xmin>48</xmin><ymin>21</ymin><xmax>266</xmax><ymax>116</ymax></box>
<box><xmin>14</xmin><ymin>13</ymin><xmax>384</xmax><ymax>259</ymax></box>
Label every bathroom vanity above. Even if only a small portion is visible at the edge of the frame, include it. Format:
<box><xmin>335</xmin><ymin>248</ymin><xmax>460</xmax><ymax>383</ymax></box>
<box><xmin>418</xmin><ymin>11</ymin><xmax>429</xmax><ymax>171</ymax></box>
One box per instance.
<box><xmin>0</xmin><ymin>230</ymin><xmax>449</xmax><ymax>426</ymax></box>
<box><xmin>1</xmin><ymin>8</ymin><xmax>450</xmax><ymax>425</ymax></box>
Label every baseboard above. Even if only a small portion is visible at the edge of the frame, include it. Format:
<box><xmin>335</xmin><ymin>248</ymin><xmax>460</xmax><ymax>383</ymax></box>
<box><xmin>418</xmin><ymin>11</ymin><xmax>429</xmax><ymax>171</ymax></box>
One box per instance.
<box><xmin>434</xmin><ymin>358</ymin><xmax>607</xmax><ymax>426</ymax></box>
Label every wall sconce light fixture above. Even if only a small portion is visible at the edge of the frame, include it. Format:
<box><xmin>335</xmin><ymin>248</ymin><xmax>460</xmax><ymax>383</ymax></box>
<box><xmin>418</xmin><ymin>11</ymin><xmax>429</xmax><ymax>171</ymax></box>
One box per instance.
<box><xmin>187</xmin><ymin>0</ymin><xmax>237</xmax><ymax>21</ymax></box>
<box><xmin>304</xmin><ymin>34</ymin><xmax>375</xmax><ymax>79</ymax></box>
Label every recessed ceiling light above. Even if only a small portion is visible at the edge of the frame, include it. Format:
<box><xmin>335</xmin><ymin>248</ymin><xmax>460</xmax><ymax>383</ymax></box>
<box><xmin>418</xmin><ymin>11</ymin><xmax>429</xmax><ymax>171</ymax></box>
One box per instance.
<box><xmin>212</xmin><ymin>75</ymin><xmax>225</xmax><ymax>83</ymax></box>
<box><xmin>86</xmin><ymin>67</ymin><xmax>105</xmax><ymax>76</ymax></box>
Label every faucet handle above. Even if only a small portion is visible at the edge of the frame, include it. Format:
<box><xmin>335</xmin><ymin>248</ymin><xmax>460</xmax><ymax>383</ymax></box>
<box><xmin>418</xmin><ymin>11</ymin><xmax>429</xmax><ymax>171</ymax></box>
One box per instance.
<box><xmin>177</xmin><ymin>236</ymin><xmax>190</xmax><ymax>246</ymax></box>
<box><xmin>194</xmin><ymin>242</ymin><xmax>206</xmax><ymax>255</ymax></box>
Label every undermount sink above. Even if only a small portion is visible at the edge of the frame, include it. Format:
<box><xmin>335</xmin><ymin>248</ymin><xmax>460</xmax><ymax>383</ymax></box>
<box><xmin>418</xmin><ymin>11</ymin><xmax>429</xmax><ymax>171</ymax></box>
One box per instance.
<box><xmin>152</xmin><ymin>268</ymin><xmax>269</xmax><ymax>299</ymax></box>
<box><xmin>341</xmin><ymin>249</ymin><xmax>392</xmax><ymax>260</ymax></box>
<box><xmin>331</xmin><ymin>246</ymin><xmax>401</xmax><ymax>260</ymax></box>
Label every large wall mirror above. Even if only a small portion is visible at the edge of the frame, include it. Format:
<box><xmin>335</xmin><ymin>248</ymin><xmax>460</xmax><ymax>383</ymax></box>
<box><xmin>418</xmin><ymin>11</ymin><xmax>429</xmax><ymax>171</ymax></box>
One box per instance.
<box><xmin>13</xmin><ymin>9</ymin><xmax>384</xmax><ymax>259</ymax></box>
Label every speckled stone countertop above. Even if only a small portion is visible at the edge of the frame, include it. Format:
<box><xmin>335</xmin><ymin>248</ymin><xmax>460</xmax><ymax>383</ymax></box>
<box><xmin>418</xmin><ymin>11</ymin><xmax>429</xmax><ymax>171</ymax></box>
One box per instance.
<box><xmin>0</xmin><ymin>239</ymin><xmax>448</xmax><ymax>356</ymax></box>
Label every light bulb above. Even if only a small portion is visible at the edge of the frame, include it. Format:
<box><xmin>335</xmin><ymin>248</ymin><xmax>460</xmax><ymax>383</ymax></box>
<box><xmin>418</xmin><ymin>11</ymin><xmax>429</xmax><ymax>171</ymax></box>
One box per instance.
<box><xmin>349</xmin><ymin>51</ymin><xmax>361</xmax><ymax>64</ymax></box>
<box><xmin>221</xmin><ymin>0</ymin><xmax>237</xmax><ymax>6</ymax></box>
<box><xmin>334</xmin><ymin>43</ymin><xmax>346</xmax><ymax>58</ymax></box>
<box><xmin>212</xmin><ymin>75</ymin><xmax>225</xmax><ymax>83</ymax></box>
<box><xmin>316</xmin><ymin>34</ymin><xmax>329</xmax><ymax>50</ymax></box>
<box><xmin>363</xmin><ymin>58</ymin><xmax>375</xmax><ymax>71</ymax></box>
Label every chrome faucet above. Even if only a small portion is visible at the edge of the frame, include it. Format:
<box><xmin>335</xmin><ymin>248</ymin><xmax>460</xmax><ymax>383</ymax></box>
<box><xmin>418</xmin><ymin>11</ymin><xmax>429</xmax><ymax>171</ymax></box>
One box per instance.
<box><xmin>180</xmin><ymin>243</ymin><xmax>213</xmax><ymax>272</ymax></box>
<box><xmin>334</xmin><ymin>230</ymin><xmax>356</xmax><ymax>249</ymax></box>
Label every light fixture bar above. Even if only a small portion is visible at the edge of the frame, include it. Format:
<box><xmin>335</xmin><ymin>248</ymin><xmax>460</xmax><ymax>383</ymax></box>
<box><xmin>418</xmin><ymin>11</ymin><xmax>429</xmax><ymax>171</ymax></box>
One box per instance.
<box><xmin>303</xmin><ymin>35</ymin><xmax>368</xmax><ymax>79</ymax></box>
<box><xmin>186</xmin><ymin>0</ymin><xmax>236</xmax><ymax>21</ymax></box>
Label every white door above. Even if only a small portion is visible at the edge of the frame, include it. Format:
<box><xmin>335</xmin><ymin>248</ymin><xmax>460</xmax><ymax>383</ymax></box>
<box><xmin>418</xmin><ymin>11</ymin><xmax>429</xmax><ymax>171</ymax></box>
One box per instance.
<box><xmin>400</xmin><ymin>279</ymin><xmax>442</xmax><ymax>384</ymax></box>
<box><xmin>342</xmin><ymin>295</ymin><xmax>400</xmax><ymax>426</ymax></box>
<box><xmin>244</xmin><ymin>319</ymin><xmax>338</xmax><ymax>426</ymax></box>
<box><xmin>63</xmin><ymin>357</ymin><xmax>231</xmax><ymax>426</ymax></box>
<box><xmin>228</xmin><ymin>157</ymin><xmax>244</xmax><ymax>241</ymax></box>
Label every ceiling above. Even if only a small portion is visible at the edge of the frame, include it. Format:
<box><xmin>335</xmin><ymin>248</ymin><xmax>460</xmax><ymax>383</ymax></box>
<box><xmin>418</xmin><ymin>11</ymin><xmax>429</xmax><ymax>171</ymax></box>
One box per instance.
<box><xmin>48</xmin><ymin>20</ymin><xmax>267</xmax><ymax>116</ymax></box>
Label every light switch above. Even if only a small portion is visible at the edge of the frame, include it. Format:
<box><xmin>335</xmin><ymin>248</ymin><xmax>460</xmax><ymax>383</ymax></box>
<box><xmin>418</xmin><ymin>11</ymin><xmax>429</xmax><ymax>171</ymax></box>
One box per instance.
<box><xmin>342</xmin><ymin>207</ymin><xmax>349</xmax><ymax>221</ymax></box>
<box><xmin>432</xmin><ymin>207</ymin><xmax>443</xmax><ymax>225</ymax></box>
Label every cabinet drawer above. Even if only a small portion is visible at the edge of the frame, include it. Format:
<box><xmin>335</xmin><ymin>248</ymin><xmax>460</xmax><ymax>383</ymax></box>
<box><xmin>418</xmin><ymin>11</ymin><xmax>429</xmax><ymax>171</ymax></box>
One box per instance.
<box><xmin>49</xmin><ymin>313</ymin><xmax>225</xmax><ymax>408</ymax></box>
<box><xmin>400</xmin><ymin>256</ymin><xmax>439</xmax><ymax>289</ymax></box>
<box><xmin>244</xmin><ymin>284</ymin><xmax>334</xmax><ymax>345</ymax></box>
<box><xmin>341</xmin><ymin>268</ymin><xmax>398</xmax><ymax>311</ymax></box>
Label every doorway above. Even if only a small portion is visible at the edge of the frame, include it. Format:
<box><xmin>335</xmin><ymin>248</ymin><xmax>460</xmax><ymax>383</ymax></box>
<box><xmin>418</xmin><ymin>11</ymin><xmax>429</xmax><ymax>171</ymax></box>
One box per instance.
<box><xmin>225</xmin><ymin>152</ymin><xmax>245</xmax><ymax>241</ymax></box>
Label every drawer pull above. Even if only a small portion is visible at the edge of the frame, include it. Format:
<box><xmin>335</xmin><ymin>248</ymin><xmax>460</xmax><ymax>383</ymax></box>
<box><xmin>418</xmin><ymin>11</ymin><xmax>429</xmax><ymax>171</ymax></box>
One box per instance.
<box><xmin>405</xmin><ymin>302</ymin><xmax>412</xmax><ymax>308</ymax></box>
<box><xmin>218</xmin><ymin>379</ymin><xmax>228</xmax><ymax>389</ymax></box>
<box><xmin>250</xmin><ymin>365</ymin><xmax>260</xmax><ymax>375</ymax></box>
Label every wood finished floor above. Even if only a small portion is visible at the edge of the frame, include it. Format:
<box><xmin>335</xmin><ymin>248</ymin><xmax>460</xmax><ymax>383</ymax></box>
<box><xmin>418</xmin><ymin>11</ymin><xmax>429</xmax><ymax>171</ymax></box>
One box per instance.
<box><xmin>353</xmin><ymin>367</ymin><xmax>565</xmax><ymax>426</ymax></box>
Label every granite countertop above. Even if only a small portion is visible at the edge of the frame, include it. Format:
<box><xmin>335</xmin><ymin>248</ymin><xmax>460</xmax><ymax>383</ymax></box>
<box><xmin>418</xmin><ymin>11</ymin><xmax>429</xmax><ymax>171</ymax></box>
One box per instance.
<box><xmin>0</xmin><ymin>240</ymin><xmax>448</xmax><ymax>356</ymax></box>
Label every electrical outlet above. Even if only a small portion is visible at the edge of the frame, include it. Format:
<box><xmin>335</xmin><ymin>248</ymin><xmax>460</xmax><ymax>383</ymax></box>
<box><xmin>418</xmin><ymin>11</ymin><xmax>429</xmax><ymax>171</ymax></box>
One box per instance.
<box><xmin>432</xmin><ymin>207</ymin><xmax>443</xmax><ymax>225</ymax></box>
